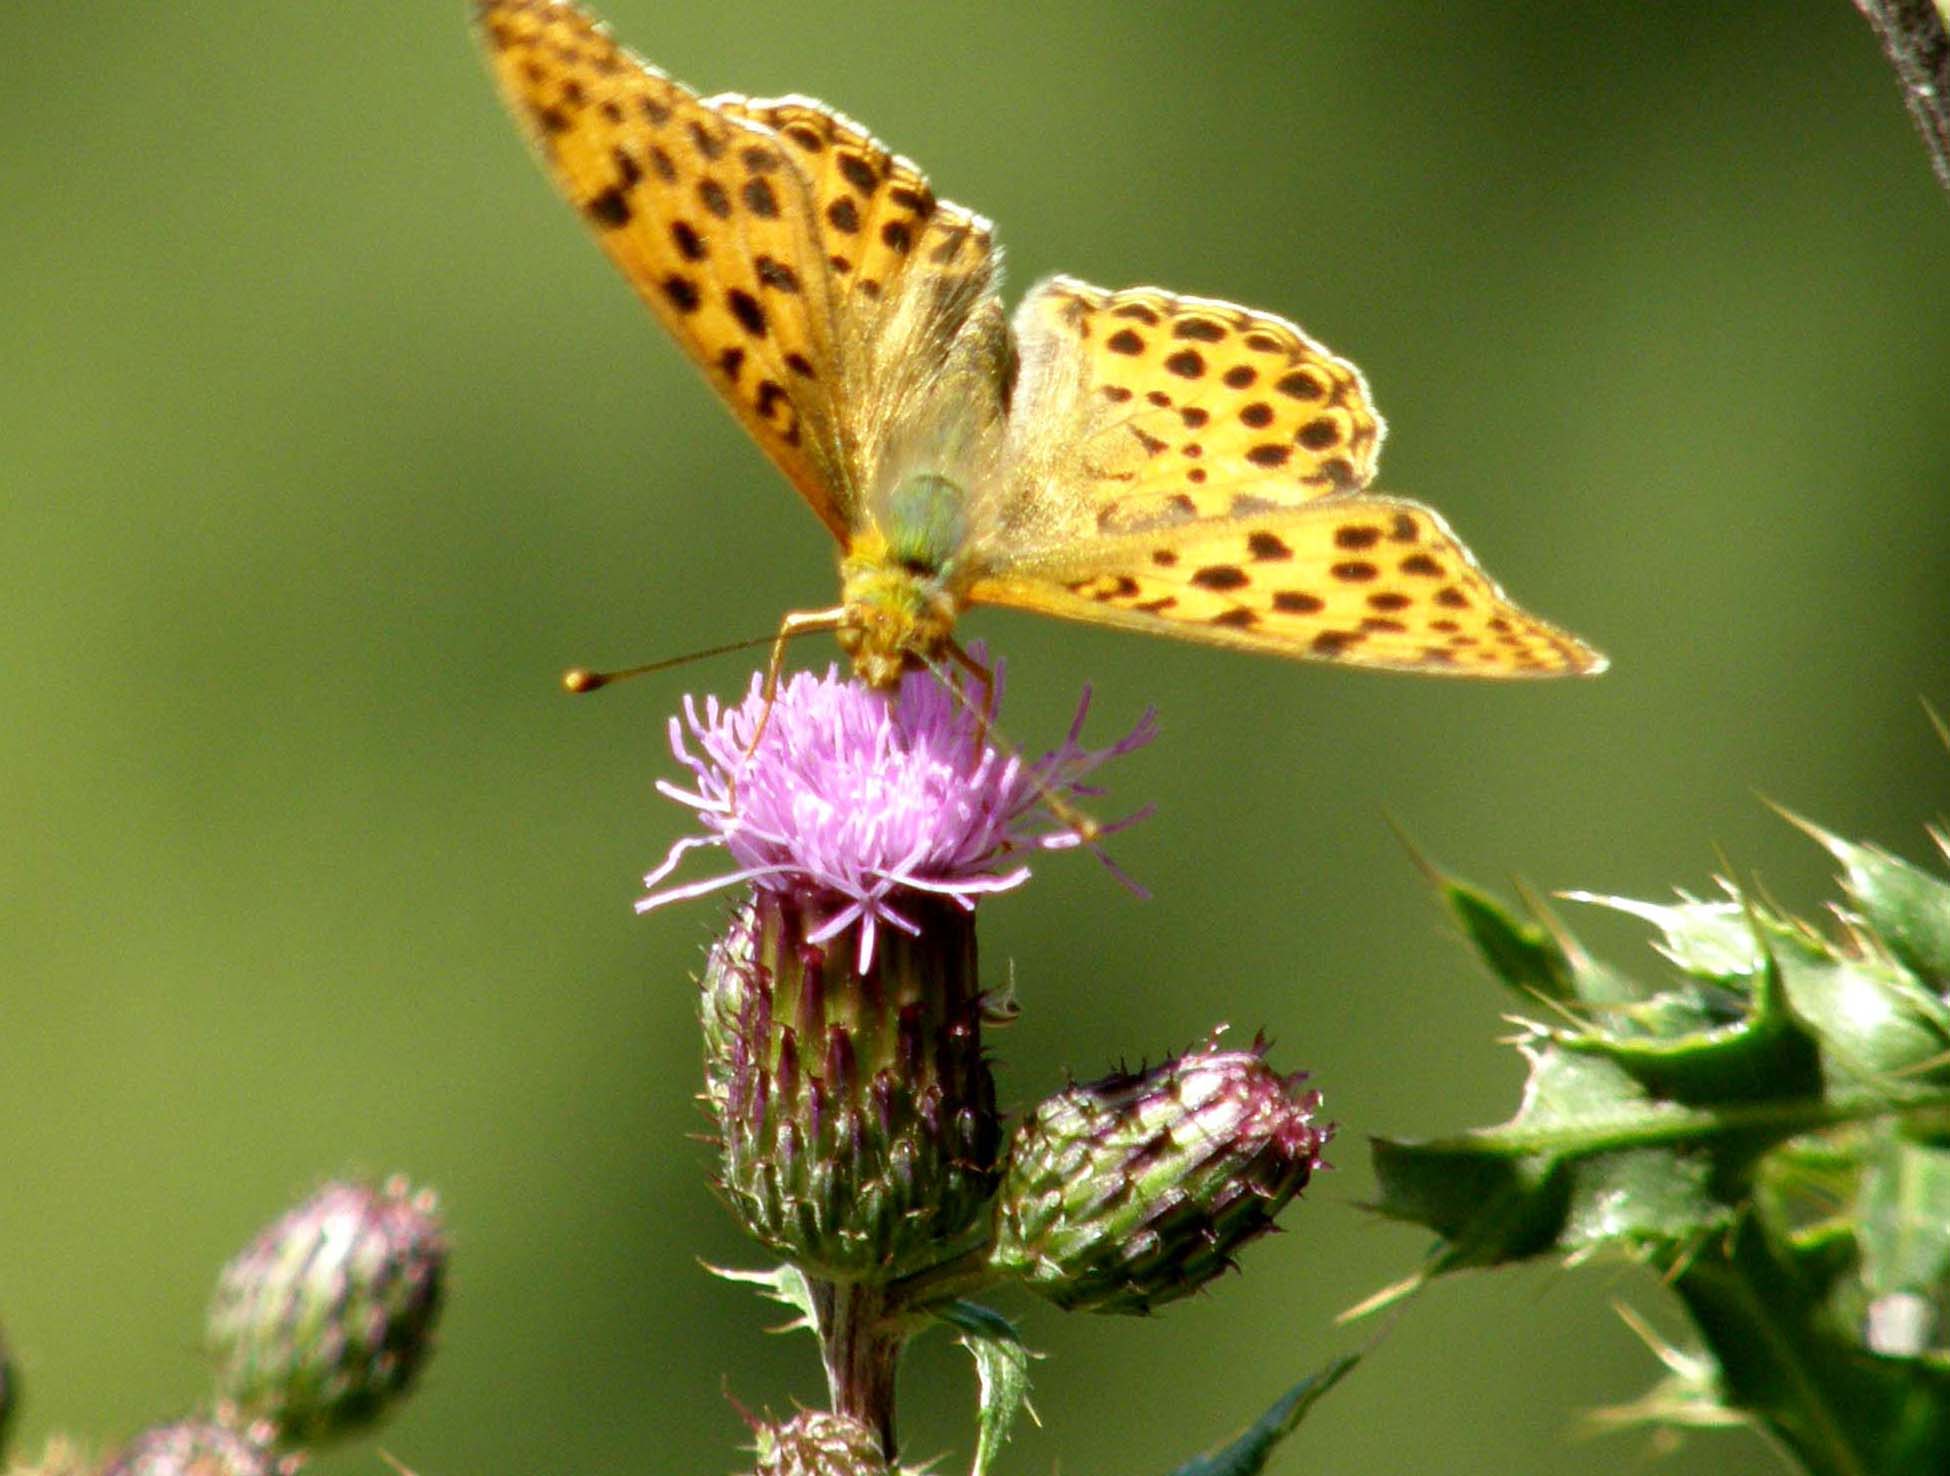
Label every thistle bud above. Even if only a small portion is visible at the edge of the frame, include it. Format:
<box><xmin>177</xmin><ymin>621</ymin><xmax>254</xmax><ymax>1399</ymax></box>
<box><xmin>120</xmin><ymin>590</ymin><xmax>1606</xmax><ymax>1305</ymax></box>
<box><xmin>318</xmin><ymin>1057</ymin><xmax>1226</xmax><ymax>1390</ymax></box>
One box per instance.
<box><xmin>991</xmin><ymin>1040</ymin><xmax>1331</xmax><ymax>1314</ymax></box>
<box><xmin>750</xmin><ymin>1411</ymin><xmax>891</xmax><ymax>1476</ymax></box>
<box><xmin>206</xmin><ymin>1178</ymin><xmax>447</xmax><ymax>1447</ymax></box>
<box><xmin>100</xmin><ymin>1423</ymin><xmax>281</xmax><ymax>1476</ymax></box>
<box><xmin>704</xmin><ymin>890</ymin><xmax>999</xmax><ymax>1279</ymax></box>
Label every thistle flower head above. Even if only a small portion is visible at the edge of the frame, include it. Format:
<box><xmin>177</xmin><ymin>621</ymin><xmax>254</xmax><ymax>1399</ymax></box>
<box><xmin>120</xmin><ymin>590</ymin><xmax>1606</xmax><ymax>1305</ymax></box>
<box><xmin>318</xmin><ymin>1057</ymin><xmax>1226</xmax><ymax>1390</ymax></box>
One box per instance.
<box><xmin>640</xmin><ymin>653</ymin><xmax>1154</xmax><ymax>967</ymax></box>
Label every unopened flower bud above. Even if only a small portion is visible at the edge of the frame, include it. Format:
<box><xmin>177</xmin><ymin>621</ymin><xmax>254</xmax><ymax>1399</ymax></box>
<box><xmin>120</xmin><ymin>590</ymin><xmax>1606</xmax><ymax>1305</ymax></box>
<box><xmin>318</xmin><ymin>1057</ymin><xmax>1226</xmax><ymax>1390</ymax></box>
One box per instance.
<box><xmin>750</xmin><ymin>1411</ymin><xmax>891</xmax><ymax>1476</ymax></box>
<box><xmin>991</xmin><ymin>1040</ymin><xmax>1331</xmax><ymax>1314</ymax></box>
<box><xmin>704</xmin><ymin>890</ymin><xmax>1000</xmax><ymax>1279</ymax></box>
<box><xmin>100</xmin><ymin>1423</ymin><xmax>281</xmax><ymax>1476</ymax></box>
<box><xmin>207</xmin><ymin>1178</ymin><xmax>447</xmax><ymax>1446</ymax></box>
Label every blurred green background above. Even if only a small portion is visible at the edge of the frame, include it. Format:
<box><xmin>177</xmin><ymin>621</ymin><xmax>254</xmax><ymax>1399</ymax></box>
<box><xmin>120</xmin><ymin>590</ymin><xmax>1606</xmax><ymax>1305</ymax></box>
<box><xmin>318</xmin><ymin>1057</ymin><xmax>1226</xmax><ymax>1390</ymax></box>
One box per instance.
<box><xmin>3</xmin><ymin>2</ymin><xmax>1946</xmax><ymax>1472</ymax></box>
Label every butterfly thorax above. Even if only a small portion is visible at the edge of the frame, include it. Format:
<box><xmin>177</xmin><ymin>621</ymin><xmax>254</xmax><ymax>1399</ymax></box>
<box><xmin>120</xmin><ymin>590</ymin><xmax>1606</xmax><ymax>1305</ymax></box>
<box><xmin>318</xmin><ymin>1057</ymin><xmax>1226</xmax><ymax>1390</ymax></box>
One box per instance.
<box><xmin>838</xmin><ymin>471</ymin><xmax>974</xmax><ymax>688</ymax></box>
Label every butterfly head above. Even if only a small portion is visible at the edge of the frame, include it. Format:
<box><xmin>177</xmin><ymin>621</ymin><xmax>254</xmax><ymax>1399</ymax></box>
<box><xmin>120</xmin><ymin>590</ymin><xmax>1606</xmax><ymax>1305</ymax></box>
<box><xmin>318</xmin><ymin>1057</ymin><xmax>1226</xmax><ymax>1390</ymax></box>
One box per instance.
<box><xmin>839</xmin><ymin>544</ymin><xmax>962</xmax><ymax>691</ymax></box>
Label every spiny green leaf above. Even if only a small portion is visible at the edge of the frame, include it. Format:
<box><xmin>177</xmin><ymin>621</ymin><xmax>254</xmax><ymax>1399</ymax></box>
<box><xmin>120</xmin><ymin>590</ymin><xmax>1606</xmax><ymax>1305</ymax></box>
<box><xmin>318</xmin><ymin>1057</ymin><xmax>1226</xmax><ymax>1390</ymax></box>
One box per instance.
<box><xmin>1374</xmin><ymin>781</ymin><xmax>1950</xmax><ymax>1472</ymax></box>
<box><xmin>1443</xmin><ymin>876</ymin><xmax>1581</xmax><ymax>1001</ymax></box>
<box><xmin>1564</xmin><ymin>889</ymin><xmax>1765</xmax><ymax>982</ymax></box>
<box><xmin>704</xmin><ymin>1261</ymin><xmax>820</xmax><ymax>1338</ymax></box>
<box><xmin>1798</xmin><ymin>819</ymin><xmax>1950</xmax><ymax>989</ymax></box>
<box><xmin>1438</xmin><ymin>874</ymin><xmax>1637</xmax><ymax>1005</ymax></box>
<box><xmin>1662</xmin><ymin>1213</ymin><xmax>1950</xmax><ymax>1476</ymax></box>
<box><xmin>934</xmin><ymin>1301</ymin><xmax>1035</xmax><ymax>1476</ymax></box>
<box><xmin>1163</xmin><ymin>1355</ymin><xmax>1361</xmax><ymax>1476</ymax></box>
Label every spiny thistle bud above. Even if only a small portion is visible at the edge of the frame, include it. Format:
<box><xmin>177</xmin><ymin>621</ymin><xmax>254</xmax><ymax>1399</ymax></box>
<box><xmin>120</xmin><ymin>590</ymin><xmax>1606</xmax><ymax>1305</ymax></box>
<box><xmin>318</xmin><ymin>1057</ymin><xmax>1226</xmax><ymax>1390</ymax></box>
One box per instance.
<box><xmin>750</xmin><ymin>1411</ymin><xmax>892</xmax><ymax>1476</ymax></box>
<box><xmin>704</xmin><ymin>889</ymin><xmax>999</xmax><ymax>1278</ymax></box>
<box><xmin>991</xmin><ymin>1039</ymin><xmax>1331</xmax><ymax>1314</ymax></box>
<box><xmin>206</xmin><ymin>1178</ymin><xmax>447</xmax><ymax>1447</ymax></box>
<box><xmin>644</xmin><ymin>657</ymin><xmax>1151</xmax><ymax>1278</ymax></box>
<box><xmin>99</xmin><ymin>1424</ymin><xmax>282</xmax><ymax>1476</ymax></box>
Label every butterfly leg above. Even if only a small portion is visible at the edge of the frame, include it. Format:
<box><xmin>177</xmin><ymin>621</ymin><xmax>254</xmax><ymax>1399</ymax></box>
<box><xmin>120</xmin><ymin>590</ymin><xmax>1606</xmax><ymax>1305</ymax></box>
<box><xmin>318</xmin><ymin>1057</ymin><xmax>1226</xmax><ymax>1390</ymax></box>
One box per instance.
<box><xmin>731</xmin><ymin>606</ymin><xmax>849</xmax><ymax>806</ymax></box>
<box><xmin>944</xmin><ymin>637</ymin><xmax>997</xmax><ymax>726</ymax></box>
<box><xmin>941</xmin><ymin>637</ymin><xmax>1100</xmax><ymax>846</ymax></box>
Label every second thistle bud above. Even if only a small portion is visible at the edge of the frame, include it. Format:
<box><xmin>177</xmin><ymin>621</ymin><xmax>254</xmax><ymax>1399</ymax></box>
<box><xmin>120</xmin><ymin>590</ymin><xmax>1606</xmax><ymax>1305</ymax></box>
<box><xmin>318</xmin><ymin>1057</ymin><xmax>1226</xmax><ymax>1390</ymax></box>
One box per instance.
<box><xmin>206</xmin><ymin>1178</ymin><xmax>447</xmax><ymax>1447</ymax></box>
<box><xmin>749</xmin><ymin>1411</ymin><xmax>892</xmax><ymax>1476</ymax></box>
<box><xmin>100</xmin><ymin>1423</ymin><xmax>282</xmax><ymax>1476</ymax></box>
<box><xmin>703</xmin><ymin>890</ymin><xmax>1002</xmax><ymax>1280</ymax></box>
<box><xmin>990</xmin><ymin>1040</ymin><xmax>1331</xmax><ymax>1314</ymax></box>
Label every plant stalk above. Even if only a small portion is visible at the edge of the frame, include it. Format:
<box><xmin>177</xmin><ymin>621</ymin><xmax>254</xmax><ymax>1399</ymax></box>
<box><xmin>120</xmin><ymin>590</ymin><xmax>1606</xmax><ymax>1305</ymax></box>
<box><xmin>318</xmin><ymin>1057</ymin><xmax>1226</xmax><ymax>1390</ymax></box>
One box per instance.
<box><xmin>812</xmin><ymin>1277</ymin><xmax>904</xmax><ymax>1458</ymax></box>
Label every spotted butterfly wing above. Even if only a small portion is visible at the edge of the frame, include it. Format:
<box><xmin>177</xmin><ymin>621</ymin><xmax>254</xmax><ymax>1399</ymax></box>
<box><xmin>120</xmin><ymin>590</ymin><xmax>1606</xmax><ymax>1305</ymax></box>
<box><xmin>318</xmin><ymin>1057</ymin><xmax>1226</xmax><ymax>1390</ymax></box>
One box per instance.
<box><xmin>1008</xmin><ymin>276</ymin><xmax>1384</xmax><ymax>510</ymax></box>
<box><xmin>968</xmin><ymin>495</ymin><xmax>1600</xmax><ymax>675</ymax></box>
<box><xmin>963</xmin><ymin>276</ymin><xmax>1605</xmax><ymax>677</ymax></box>
<box><xmin>476</xmin><ymin>0</ymin><xmax>1002</xmax><ymax>541</ymax></box>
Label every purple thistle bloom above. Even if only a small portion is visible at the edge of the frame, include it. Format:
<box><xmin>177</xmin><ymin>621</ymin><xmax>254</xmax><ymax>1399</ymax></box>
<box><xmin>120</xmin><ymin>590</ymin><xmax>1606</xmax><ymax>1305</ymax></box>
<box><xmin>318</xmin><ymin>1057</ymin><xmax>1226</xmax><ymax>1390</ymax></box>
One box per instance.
<box><xmin>639</xmin><ymin>652</ymin><xmax>1154</xmax><ymax>967</ymax></box>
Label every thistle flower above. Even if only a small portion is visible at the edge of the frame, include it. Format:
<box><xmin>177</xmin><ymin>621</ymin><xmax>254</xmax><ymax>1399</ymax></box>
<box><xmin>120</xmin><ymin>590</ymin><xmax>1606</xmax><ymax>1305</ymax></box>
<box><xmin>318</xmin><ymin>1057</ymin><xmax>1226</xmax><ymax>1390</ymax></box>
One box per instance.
<box><xmin>640</xmin><ymin>653</ymin><xmax>1154</xmax><ymax>968</ymax></box>
<box><xmin>991</xmin><ymin>1037</ymin><xmax>1332</xmax><ymax>1314</ymax></box>
<box><xmin>669</xmin><ymin>658</ymin><xmax>1150</xmax><ymax>1278</ymax></box>
<box><xmin>206</xmin><ymin>1178</ymin><xmax>447</xmax><ymax>1447</ymax></box>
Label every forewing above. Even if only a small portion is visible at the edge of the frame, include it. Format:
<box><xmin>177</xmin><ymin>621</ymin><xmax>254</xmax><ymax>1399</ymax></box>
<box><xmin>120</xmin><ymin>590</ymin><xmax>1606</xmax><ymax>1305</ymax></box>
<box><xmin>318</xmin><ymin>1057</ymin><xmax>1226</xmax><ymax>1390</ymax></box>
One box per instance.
<box><xmin>478</xmin><ymin>0</ymin><xmax>1008</xmax><ymax>540</ymax></box>
<box><xmin>718</xmin><ymin>96</ymin><xmax>1006</xmax><ymax>496</ymax></box>
<box><xmin>989</xmin><ymin>275</ymin><xmax>1383</xmax><ymax>557</ymax></box>
<box><xmin>478</xmin><ymin>0</ymin><xmax>852</xmax><ymax>533</ymax></box>
<box><xmin>966</xmin><ymin>495</ymin><xmax>1606</xmax><ymax>678</ymax></box>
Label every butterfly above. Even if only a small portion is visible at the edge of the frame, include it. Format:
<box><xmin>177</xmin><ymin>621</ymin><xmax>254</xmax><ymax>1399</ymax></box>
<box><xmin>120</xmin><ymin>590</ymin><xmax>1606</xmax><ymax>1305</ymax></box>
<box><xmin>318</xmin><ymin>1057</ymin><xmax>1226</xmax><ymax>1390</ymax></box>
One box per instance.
<box><xmin>476</xmin><ymin>0</ymin><xmax>1605</xmax><ymax>691</ymax></box>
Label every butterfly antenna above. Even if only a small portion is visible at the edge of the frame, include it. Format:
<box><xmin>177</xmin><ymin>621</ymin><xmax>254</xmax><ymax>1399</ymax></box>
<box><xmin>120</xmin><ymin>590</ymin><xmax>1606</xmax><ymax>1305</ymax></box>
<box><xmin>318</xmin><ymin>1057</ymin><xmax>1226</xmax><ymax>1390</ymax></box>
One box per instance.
<box><xmin>926</xmin><ymin>643</ymin><xmax>1103</xmax><ymax>846</ymax></box>
<box><xmin>564</xmin><ymin>626</ymin><xmax>822</xmax><ymax>694</ymax></box>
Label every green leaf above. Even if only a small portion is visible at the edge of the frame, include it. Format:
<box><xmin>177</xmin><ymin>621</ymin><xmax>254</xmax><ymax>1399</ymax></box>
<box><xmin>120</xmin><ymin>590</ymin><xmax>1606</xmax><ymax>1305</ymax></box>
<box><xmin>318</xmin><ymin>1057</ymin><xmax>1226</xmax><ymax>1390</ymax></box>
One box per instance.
<box><xmin>1563</xmin><ymin>889</ymin><xmax>1765</xmax><ymax>982</ymax></box>
<box><xmin>1857</xmin><ymin>1129</ymin><xmax>1950</xmax><ymax>1303</ymax></box>
<box><xmin>934</xmin><ymin>1301</ymin><xmax>1035</xmax><ymax>1476</ymax></box>
<box><xmin>703</xmin><ymin>1261</ymin><xmax>820</xmax><ymax>1338</ymax></box>
<box><xmin>1664</xmin><ymin>1212</ymin><xmax>1950</xmax><ymax>1476</ymax></box>
<box><xmin>1439</xmin><ymin>875</ymin><xmax>1637</xmax><ymax>1005</ymax></box>
<box><xmin>1371</xmin><ymin>786</ymin><xmax>1950</xmax><ymax>1472</ymax></box>
<box><xmin>1798</xmin><ymin>819</ymin><xmax>1950</xmax><ymax>988</ymax></box>
<box><xmin>1163</xmin><ymin>1355</ymin><xmax>1361</xmax><ymax>1476</ymax></box>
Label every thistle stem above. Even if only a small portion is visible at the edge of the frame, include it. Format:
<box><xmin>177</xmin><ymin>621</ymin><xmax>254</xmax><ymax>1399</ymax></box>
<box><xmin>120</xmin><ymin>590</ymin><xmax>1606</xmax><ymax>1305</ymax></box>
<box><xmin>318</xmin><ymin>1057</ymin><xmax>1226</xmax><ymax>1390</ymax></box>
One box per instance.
<box><xmin>1852</xmin><ymin>0</ymin><xmax>1950</xmax><ymax>194</ymax></box>
<box><xmin>885</xmin><ymin>1243</ymin><xmax>1001</xmax><ymax>1315</ymax></box>
<box><xmin>811</xmin><ymin>1277</ymin><xmax>904</xmax><ymax>1457</ymax></box>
